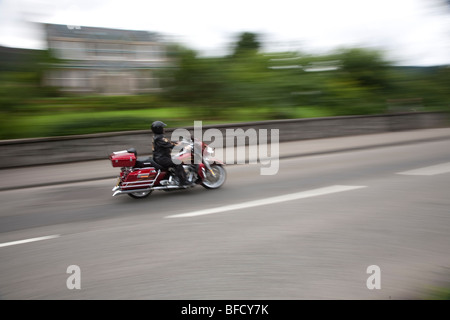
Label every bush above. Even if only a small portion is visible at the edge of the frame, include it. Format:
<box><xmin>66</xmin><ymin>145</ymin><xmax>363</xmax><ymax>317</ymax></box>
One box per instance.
<box><xmin>39</xmin><ymin>115</ymin><xmax>152</xmax><ymax>136</ymax></box>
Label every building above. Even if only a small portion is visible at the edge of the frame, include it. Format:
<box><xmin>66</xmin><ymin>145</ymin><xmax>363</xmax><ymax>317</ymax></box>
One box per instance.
<box><xmin>43</xmin><ymin>23</ymin><xmax>169</xmax><ymax>95</ymax></box>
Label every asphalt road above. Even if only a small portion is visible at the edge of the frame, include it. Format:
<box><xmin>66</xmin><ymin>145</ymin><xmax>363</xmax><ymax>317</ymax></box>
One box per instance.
<box><xmin>0</xmin><ymin>138</ymin><xmax>449</xmax><ymax>300</ymax></box>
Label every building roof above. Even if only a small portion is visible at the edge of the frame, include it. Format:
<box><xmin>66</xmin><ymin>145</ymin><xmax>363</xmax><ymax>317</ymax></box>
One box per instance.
<box><xmin>45</xmin><ymin>23</ymin><xmax>160</xmax><ymax>43</ymax></box>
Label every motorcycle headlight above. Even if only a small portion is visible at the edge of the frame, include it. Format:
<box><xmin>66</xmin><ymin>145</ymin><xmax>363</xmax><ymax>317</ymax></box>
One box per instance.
<box><xmin>206</xmin><ymin>146</ymin><xmax>214</xmax><ymax>155</ymax></box>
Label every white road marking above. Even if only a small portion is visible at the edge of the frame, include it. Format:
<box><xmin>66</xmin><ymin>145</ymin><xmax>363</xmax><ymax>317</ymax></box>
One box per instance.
<box><xmin>397</xmin><ymin>162</ymin><xmax>450</xmax><ymax>176</ymax></box>
<box><xmin>0</xmin><ymin>234</ymin><xmax>61</xmax><ymax>248</ymax></box>
<box><xmin>166</xmin><ymin>185</ymin><xmax>367</xmax><ymax>218</ymax></box>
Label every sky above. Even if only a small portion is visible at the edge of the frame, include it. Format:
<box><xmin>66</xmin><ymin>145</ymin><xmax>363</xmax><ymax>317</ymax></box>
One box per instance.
<box><xmin>0</xmin><ymin>0</ymin><xmax>449</xmax><ymax>66</ymax></box>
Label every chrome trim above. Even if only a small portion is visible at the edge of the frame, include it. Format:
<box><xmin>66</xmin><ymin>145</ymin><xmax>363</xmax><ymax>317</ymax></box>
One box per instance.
<box><xmin>113</xmin><ymin>150</ymin><xmax>128</xmax><ymax>155</ymax></box>
<box><xmin>151</xmin><ymin>170</ymin><xmax>161</xmax><ymax>187</ymax></box>
<box><xmin>112</xmin><ymin>170</ymin><xmax>162</xmax><ymax>196</ymax></box>
<box><xmin>152</xmin><ymin>185</ymin><xmax>184</xmax><ymax>190</ymax></box>
<box><xmin>113</xmin><ymin>188</ymin><xmax>152</xmax><ymax>197</ymax></box>
<box><xmin>113</xmin><ymin>185</ymin><xmax>183</xmax><ymax>196</ymax></box>
<box><xmin>123</xmin><ymin>180</ymin><xmax>155</xmax><ymax>185</ymax></box>
<box><xmin>122</xmin><ymin>184</ymin><xmax>153</xmax><ymax>189</ymax></box>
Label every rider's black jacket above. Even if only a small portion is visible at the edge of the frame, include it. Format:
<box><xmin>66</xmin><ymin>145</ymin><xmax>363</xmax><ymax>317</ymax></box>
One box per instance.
<box><xmin>152</xmin><ymin>133</ymin><xmax>176</xmax><ymax>164</ymax></box>
<box><xmin>152</xmin><ymin>133</ymin><xmax>187</xmax><ymax>185</ymax></box>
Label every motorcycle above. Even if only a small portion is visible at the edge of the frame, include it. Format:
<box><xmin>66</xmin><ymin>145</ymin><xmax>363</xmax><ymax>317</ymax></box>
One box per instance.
<box><xmin>109</xmin><ymin>139</ymin><xmax>226</xmax><ymax>199</ymax></box>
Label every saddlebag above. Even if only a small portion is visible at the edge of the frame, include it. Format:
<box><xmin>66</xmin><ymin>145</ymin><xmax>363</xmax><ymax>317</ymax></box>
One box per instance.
<box><xmin>110</xmin><ymin>152</ymin><xmax>136</xmax><ymax>167</ymax></box>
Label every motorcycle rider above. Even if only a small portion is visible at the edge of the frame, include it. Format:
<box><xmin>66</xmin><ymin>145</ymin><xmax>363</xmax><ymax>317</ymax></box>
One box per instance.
<box><xmin>151</xmin><ymin>121</ymin><xmax>190</xmax><ymax>186</ymax></box>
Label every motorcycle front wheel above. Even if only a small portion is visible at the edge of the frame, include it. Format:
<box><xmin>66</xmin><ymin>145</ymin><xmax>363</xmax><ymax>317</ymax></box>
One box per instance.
<box><xmin>201</xmin><ymin>164</ymin><xmax>226</xmax><ymax>189</ymax></box>
<box><xmin>128</xmin><ymin>190</ymin><xmax>153</xmax><ymax>199</ymax></box>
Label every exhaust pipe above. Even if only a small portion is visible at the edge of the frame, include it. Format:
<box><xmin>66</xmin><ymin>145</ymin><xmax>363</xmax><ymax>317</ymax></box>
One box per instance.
<box><xmin>152</xmin><ymin>185</ymin><xmax>185</xmax><ymax>190</ymax></box>
<box><xmin>112</xmin><ymin>188</ymin><xmax>152</xmax><ymax>197</ymax></box>
<box><xmin>112</xmin><ymin>185</ymin><xmax>187</xmax><ymax>196</ymax></box>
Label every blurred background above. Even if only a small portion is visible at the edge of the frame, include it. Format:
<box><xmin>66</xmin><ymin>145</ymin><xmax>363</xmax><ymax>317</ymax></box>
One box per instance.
<box><xmin>0</xmin><ymin>0</ymin><xmax>449</xmax><ymax>139</ymax></box>
<box><xmin>1</xmin><ymin>0</ymin><xmax>450</xmax><ymax>301</ymax></box>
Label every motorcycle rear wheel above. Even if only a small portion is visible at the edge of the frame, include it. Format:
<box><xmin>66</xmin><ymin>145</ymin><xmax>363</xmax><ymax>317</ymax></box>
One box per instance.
<box><xmin>128</xmin><ymin>190</ymin><xmax>153</xmax><ymax>199</ymax></box>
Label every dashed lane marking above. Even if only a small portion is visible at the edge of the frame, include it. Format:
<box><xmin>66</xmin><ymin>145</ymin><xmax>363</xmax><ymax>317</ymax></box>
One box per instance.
<box><xmin>397</xmin><ymin>162</ymin><xmax>450</xmax><ymax>176</ymax></box>
<box><xmin>0</xmin><ymin>235</ymin><xmax>61</xmax><ymax>248</ymax></box>
<box><xmin>166</xmin><ymin>185</ymin><xmax>367</xmax><ymax>218</ymax></box>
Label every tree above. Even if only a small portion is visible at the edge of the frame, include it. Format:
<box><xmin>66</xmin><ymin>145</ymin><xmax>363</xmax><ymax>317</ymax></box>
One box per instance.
<box><xmin>336</xmin><ymin>48</ymin><xmax>392</xmax><ymax>90</ymax></box>
<box><xmin>163</xmin><ymin>44</ymin><xmax>231</xmax><ymax>109</ymax></box>
<box><xmin>232</xmin><ymin>32</ymin><xmax>261</xmax><ymax>57</ymax></box>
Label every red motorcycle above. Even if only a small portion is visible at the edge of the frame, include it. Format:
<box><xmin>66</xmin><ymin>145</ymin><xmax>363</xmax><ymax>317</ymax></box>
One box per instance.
<box><xmin>109</xmin><ymin>139</ymin><xmax>226</xmax><ymax>199</ymax></box>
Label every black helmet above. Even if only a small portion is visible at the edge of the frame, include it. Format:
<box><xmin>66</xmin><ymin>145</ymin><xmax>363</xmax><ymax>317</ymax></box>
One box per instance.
<box><xmin>151</xmin><ymin>121</ymin><xmax>167</xmax><ymax>134</ymax></box>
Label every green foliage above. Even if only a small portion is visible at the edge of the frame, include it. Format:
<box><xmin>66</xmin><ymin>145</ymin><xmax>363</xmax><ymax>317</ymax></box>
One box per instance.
<box><xmin>43</xmin><ymin>115</ymin><xmax>153</xmax><ymax>136</ymax></box>
<box><xmin>0</xmin><ymin>49</ymin><xmax>60</xmax><ymax>114</ymax></box>
<box><xmin>232</xmin><ymin>32</ymin><xmax>261</xmax><ymax>57</ymax></box>
<box><xmin>336</xmin><ymin>47</ymin><xmax>392</xmax><ymax>89</ymax></box>
<box><xmin>421</xmin><ymin>284</ymin><xmax>450</xmax><ymax>300</ymax></box>
<box><xmin>0</xmin><ymin>34</ymin><xmax>449</xmax><ymax>139</ymax></box>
